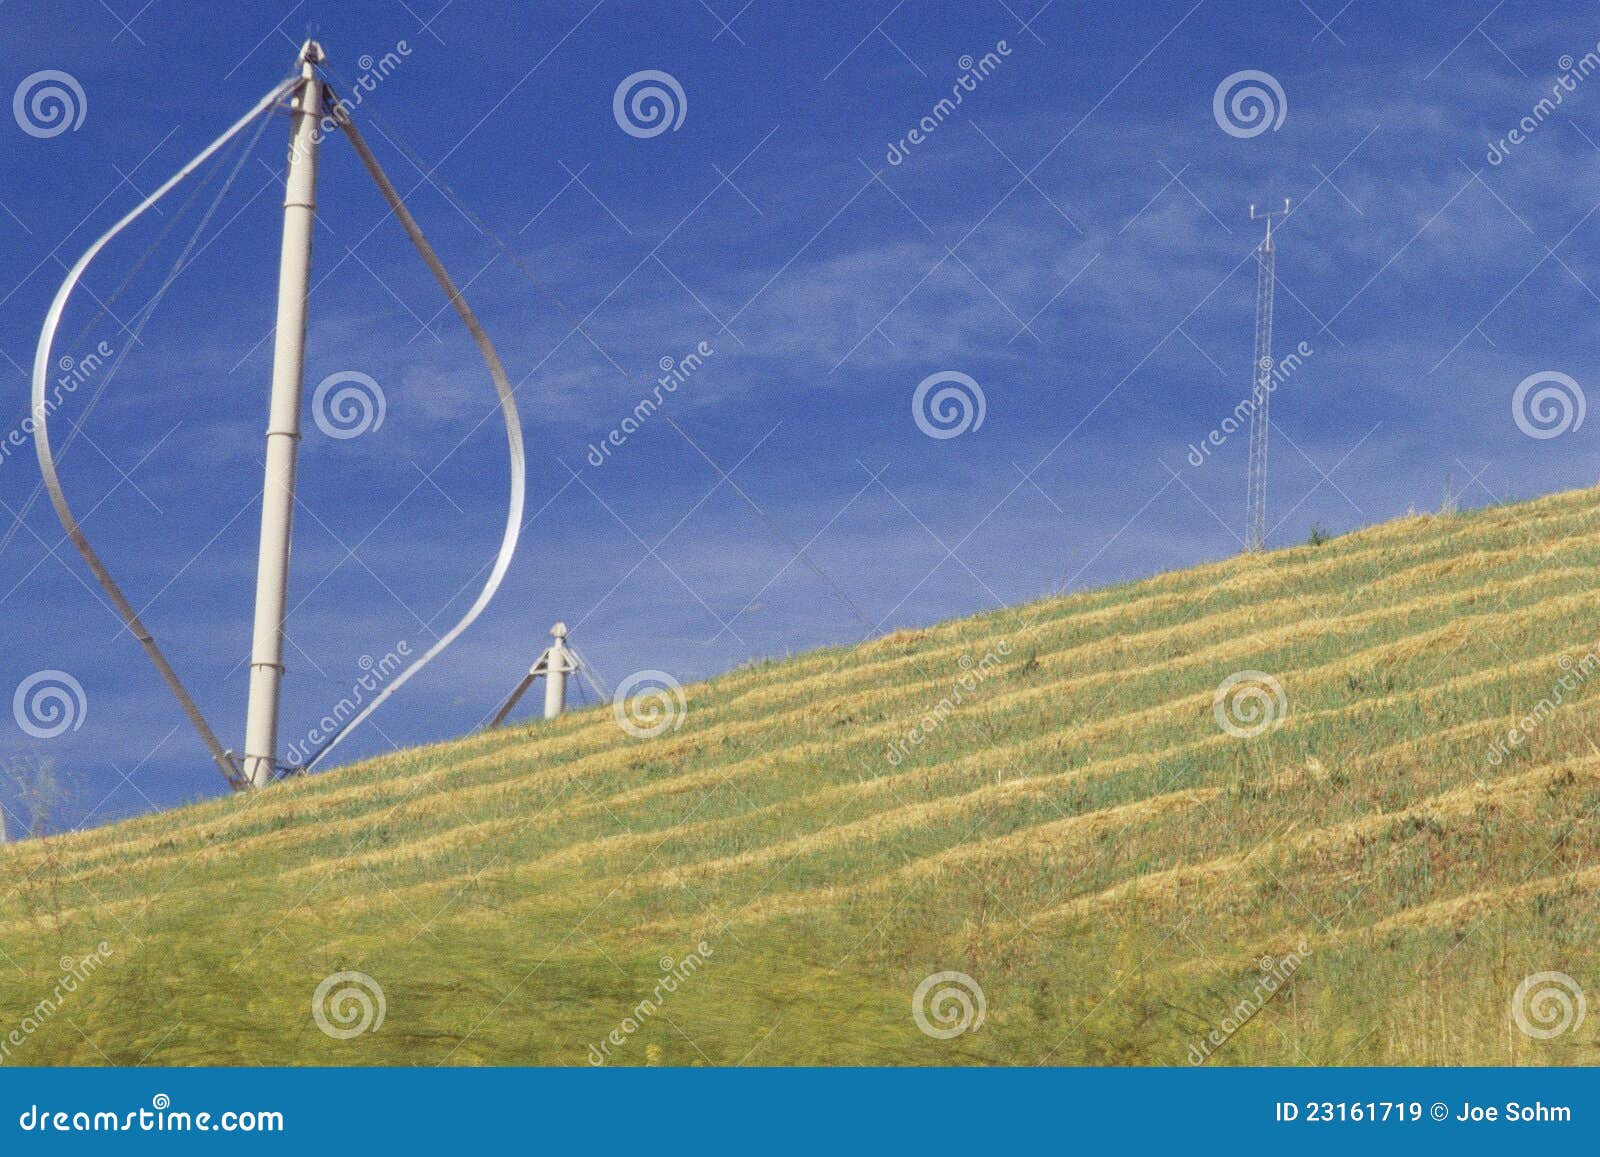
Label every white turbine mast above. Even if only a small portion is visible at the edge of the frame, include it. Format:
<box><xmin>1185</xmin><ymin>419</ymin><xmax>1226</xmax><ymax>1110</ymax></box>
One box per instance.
<box><xmin>241</xmin><ymin>43</ymin><xmax>324</xmax><ymax>788</ymax></box>
<box><xmin>1244</xmin><ymin>198</ymin><xmax>1288</xmax><ymax>553</ymax></box>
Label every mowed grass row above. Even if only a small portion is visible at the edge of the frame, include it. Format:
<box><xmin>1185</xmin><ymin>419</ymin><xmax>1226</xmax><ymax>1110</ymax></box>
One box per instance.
<box><xmin>13</xmin><ymin>483</ymin><xmax>1600</xmax><ymax>875</ymax></box>
<box><xmin>2</xmin><ymin>488</ymin><xmax>1599</xmax><ymax>1065</ymax></box>
<box><xmin>19</xmin><ymin>551</ymin><xmax>1595</xmax><ymax>933</ymax></box>
<box><xmin>14</xmin><ymin>525</ymin><xmax>1600</xmax><ymax>915</ymax></box>
<box><xmin>9</xmin><ymin>487</ymin><xmax>1598</xmax><ymax>903</ymax></box>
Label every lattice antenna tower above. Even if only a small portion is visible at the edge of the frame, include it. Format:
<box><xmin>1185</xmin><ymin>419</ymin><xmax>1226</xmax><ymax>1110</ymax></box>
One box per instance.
<box><xmin>1244</xmin><ymin>198</ymin><xmax>1289</xmax><ymax>552</ymax></box>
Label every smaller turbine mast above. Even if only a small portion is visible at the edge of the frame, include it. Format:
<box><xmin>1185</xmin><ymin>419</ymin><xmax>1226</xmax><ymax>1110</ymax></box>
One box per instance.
<box><xmin>488</xmin><ymin>622</ymin><xmax>608</xmax><ymax>728</ymax></box>
<box><xmin>1245</xmin><ymin>197</ymin><xmax>1289</xmax><ymax>553</ymax></box>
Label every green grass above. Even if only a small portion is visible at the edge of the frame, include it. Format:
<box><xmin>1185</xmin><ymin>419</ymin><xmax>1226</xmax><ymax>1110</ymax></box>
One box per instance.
<box><xmin>5</xmin><ymin>487</ymin><xmax>1600</xmax><ymax>1066</ymax></box>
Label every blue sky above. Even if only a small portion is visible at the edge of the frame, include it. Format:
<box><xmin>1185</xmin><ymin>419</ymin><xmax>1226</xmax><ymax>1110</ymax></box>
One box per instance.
<box><xmin>4</xmin><ymin>0</ymin><xmax>1600</xmax><ymax>831</ymax></box>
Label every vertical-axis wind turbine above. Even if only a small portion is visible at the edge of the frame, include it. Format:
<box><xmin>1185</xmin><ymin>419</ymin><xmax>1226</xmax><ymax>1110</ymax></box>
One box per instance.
<box><xmin>32</xmin><ymin>41</ymin><xmax>527</xmax><ymax>790</ymax></box>
<box><xmin>1244</xmin><ymin>198</ymin><xmax>1288</xmax><ymax>552</ymax></box>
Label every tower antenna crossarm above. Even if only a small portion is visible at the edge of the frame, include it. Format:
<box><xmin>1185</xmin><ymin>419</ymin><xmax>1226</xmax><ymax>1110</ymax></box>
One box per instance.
<box><xmin>1249</xmin><ymin>196</ymin><xmax>1292</xmax><ymax>248</ymax></box>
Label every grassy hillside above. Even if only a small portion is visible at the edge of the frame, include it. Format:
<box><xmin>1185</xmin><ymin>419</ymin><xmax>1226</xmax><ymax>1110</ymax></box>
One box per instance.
<box><xmin>5</xmin><ymin>487</ymin><xmax>1600</xmax><ymax>1066</ymax></box>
